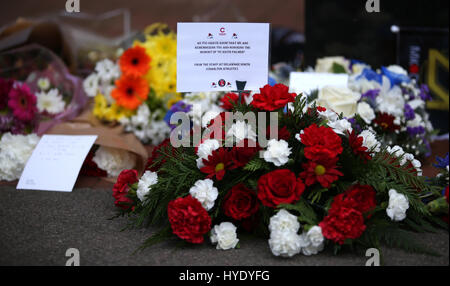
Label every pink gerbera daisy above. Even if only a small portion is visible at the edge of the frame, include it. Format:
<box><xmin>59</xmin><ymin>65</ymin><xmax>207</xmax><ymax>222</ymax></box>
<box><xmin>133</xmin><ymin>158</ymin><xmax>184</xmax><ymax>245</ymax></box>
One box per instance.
<box><xmin>7</xmin><ymin>83</ymin><xmax>38</xmax><ymax>122</ymax></box>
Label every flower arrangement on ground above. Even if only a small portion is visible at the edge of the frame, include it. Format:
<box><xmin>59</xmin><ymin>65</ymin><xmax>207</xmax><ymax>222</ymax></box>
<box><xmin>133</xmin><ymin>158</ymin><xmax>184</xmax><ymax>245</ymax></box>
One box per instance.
<box><xmin>111</xmin><ymin>83</ymin><xmax>446</xmax><ymax>259</ymax></box>
<box><xmin>84</xmin><ymin>24</ymin><xmax>179</xmax><ymax>145</ymax></box>
<box><xmin>426</xmin><ymin>153</ymin><xmax>449</xmax><ymax>223</ymax></box>
<box><xmin>310</xmin><ymin>57</ymin><xmax>435</xmax><ymax>158</ymax></box>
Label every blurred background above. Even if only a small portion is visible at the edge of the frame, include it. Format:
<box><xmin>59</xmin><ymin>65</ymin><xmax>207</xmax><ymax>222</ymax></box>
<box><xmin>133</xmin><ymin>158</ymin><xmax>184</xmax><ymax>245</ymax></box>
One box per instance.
<box><xmin>0</xmin><ymin>0</ymin><xmax>448</xmax><ymax>131</ymax></box>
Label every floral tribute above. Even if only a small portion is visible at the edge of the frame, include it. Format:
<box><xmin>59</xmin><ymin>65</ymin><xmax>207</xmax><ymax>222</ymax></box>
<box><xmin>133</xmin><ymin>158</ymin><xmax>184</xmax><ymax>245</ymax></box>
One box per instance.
<box><xmin>84</xmin><ymin>24</ymin><xmax>179</xmax><ymax>145</ymax></box>
<box><xmin>112</xmin><ymin>83</ymin><xmax>446</xmax><ymax>259</ymax></box>
<box><xmin>426</xmin><ymin>153</ymin><xmax>449</xmax><ymax>224</ymax></box>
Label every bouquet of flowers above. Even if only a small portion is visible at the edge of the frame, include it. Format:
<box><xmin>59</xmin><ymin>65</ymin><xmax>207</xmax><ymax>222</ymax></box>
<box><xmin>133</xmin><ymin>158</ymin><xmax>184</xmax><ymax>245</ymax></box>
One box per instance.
<box><xmin>84</xmin><ymin>24</ymin><xmax>179</xmax><ymax>145</ymax></box>
<box><xmin>426</xmin><ymin>153</ymin><xmax>449</xmax><ymax>223</ymax></box>
<box><xmin>111</xmin><ymin>83</ymin><xmax>446</xmax><ymax>258</ymax></box>
<box><xmin>311</xmin><ymin>56</ymin><xmax>435</xmax><ymax>159</ymax></box>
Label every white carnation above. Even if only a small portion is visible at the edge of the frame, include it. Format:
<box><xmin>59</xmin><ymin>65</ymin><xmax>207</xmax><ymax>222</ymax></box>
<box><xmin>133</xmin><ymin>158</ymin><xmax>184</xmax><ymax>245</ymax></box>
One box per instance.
<box><xmin>386</xmin><ymin>189</ymin><xmax>409</xmax><ymax>221</ymax></box>
<box><xmin>189</xmin><ymin>179</ymin><xmax>218</xmax><ymax>211</ymax></box>
<box><xmin>269</xmin><ymin>231</ymin><xmax>302</xmax><ymax>257</ymax></box>
<box><xmin>136</xmin><ymin>171</ymin><xmax>158</xmax><ymax>202</ymax></box>
<box><xmin>328</xmin><ymin>119</ymin><xmax>352</xmax><ymax>135</ymax></box>
<box><xmin>376</xmin><ymin>86</ymin><xmax>405</xmax><ymax>117</ymax></box>
<box><xmin>318</xmin><ymin>108</ymin><xmax>339</xmax><ymax>122</ymax></box>
<box><xmin>210</xmin><ymin>222</ymin><xmax>239</xmax><ymax>250</ymax></box>
<box><xmin>196</xmin><ymin>139</ymin><xmax>220</xmax><ymax>169</ymax></box>
<box><xmin>0</xmin><ymin>133</ymin><xmax>40</xmax><ymax>181</ymax></box>
<box><xmin>92</xmin><ymin>146</ymin><xmax>136</xmax><ymax>177</ymax></box>
<box><xmin>269</xmin><ymin>209</ymin><xmax>300</xmax><ymax>234</ymax></box>
<box><xmin>306</xmin><ymin>226</ymin><xmax>325</xmax><ymax>248</ymax></box>
<box><xmin>226</xmin><ymin>120</ymin><xmax>257</xmax><ymax>144</ymax></box>
<box><xmin>356</xmin><ymin>102</ymin><xmax>375</xmax><ymax>124</ymax></box>
<box><xmin>263</xmin><ymin>139</ymin><xmax>291</xmax><ymax>167</ymax></box>
<box><xmin>36</xmin><ymin>88</ymin><xmax>66</xmax><ymax>114</ymax></box>
<box><xmin>299</xmin><ymin>233</ymin><xmax>325</xmax><ymax>256</ymax></box>
<box><xmin>359</xmin><ymin>130</ymin><xmax>381</xmax><ymax>153</ymax></box>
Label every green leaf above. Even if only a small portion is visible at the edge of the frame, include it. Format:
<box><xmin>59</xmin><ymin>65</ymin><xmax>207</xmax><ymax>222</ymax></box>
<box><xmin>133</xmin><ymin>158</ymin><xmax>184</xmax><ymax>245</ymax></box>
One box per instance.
<box><xmin>278</xmin><ymin>199</ymin><xmax>319</xmax><ymax>225</ymax></box>
<box><xmin>332</xmin><ymin>62</ymin><xmax>347</xmax><ymax>74</ymax></box>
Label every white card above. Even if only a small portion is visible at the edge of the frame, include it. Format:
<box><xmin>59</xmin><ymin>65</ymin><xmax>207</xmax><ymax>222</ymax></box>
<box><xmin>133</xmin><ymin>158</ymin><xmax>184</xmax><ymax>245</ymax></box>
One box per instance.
<box><xmin>289</xmin><ymin>72</ymin><xmax>349</xmax><ymax>95</ymax></box>
<box><xmin>17</xmin><ymin>135</ymin><xmax>98</xmax><ymax>192</ymax></box>
<box><xmin>177</xmin><ymin>22</ymin><xmax>270</xmax><ymax>92</ymax></box>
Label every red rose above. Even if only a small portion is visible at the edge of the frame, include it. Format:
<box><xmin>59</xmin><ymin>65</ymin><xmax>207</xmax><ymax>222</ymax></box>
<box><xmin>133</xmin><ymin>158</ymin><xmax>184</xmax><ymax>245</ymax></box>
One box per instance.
<box><xmin>301</xmin><ymin>124</ymin><xmax>343</xmax><ymax>161</ymax></box>
<box><xmin>223</xmin><ymin>183</ymin><xmax>259</xmax><ymax>220</ymax></box>
<box><xmin>251</xmin><ymin>84</ymin><xmax>296</xmax><ymax>111</ymax></box>
<box><xmin>257</xmin><ymin>169</ymin><xmax>305</xmax><ymax>208</ymax></box>
<box><xmin>168</xmin><ymin>195</ymin><xmax>212</xmax><ymax>244</ymax></box>
<box><xmin>112</xmin><ymin>169</ymin><xmax>138</xmax><ymax>210</ymax></box>
<box><xmin>231</xmin><ymin>139</ymin><xmax>261</xmax><ymax>168</ymax></box>
<box><xmin>319</xmin><ymin>205</ymin><xmax>366</xmax><ymax>245</ymax></box>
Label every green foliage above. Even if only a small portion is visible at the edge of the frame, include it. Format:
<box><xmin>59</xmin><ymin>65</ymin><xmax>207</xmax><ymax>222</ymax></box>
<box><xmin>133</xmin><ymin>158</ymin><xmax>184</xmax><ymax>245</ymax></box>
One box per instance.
<box><xmin>278</xmin><ymin>199</ymin><xmax>319</xmax><ymax>225</ymax></box>
<box><xmin>243</xmin><ymin>157</ymin><xmax>270</xmax><ymax>172</ymax></box>
<box><xmin>332</xmin><ymin>62</ymin><xmax>347</xmax><ymax>74</ymax></box>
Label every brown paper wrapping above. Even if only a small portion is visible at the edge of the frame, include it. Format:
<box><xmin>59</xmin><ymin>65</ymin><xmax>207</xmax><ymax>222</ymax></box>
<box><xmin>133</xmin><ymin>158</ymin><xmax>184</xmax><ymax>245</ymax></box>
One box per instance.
<box><xmin>46</xmin><ymin>101</ymin><xmax>149</xmax><ymax>183</ymax></box>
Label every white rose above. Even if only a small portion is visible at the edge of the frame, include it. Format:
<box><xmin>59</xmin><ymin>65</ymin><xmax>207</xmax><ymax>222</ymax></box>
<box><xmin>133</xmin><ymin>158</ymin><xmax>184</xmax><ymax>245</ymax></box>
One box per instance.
<box><xmin>196</xmin><ymin>139</ymin><xmax>220</xmax><ymax>169</ymax></box>
<box><xmin>359</xmin><ymin>130</ymin><xmax>381</xmax><ymax>153</ymax></box>
<box><xmin>269</xmin><ymin>209</ymin><xmax>300</xmax><ymax>234</ymax></box>
<box><xmin>328</xmin><ymin>119</ymin><xmax>352</xmax><ymax>135</ymax></box>
<box><xmin>317</xmin><ymin>86</ymin><xmax>360</xmax><ymax>117</ymax></box>
<box><xmin>189</xmin><ymin>179</ymin><xmax>218</xmax><ymax>211</ymax></box>
<box><xmin>357</xmin><ymin>102</ymin><xmax>376</xmax><ymax>124</ymax></box>
<box><xmin>210</xmin><ymin>222</ymin><xmax>239</xmax><ymax>250</ymax></box>
<box><xmin>386</xmin><ymin>189</ymin><xmax>409</xmax><ymax>221</ymax></box>
<box><xmin>315</xmin><ymin>56</ymin><xmax>350</xmax><ymax>73</ymax></box>
<box><xmin>136</xmin><ymin>171</ymin><xmax>158</xmax><ymax>202</ymax></box>
<box><xmin>263</xmin><ymin>139</ymin><xmax>291</xmax><ymax>167</ymax></box>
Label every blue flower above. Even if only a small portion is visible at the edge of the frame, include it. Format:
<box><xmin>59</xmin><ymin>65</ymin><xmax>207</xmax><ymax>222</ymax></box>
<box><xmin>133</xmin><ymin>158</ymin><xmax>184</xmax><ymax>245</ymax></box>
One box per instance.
<box><xmin>164</xmin><ymin>101</ymin><xmax>192</xmax><ymax>130</ymax></box>
<box><xmin>356</xmin><ymin>68</ymin><xmax>382</xmax><ymax>84</ymax></box>
<box><xmin>433</xmin><ymin>153</ymin><xmax>449</xmax><ymax>169</ymax></box>
<box><xmin>361</xmin><ymin>89</ymin><xmax>380</xmax><ymax>102</ymax></box>
<box><xmin>381</xmin><ymin>66</ymin><xmax>410</xmax><ymax>87</ymax></box>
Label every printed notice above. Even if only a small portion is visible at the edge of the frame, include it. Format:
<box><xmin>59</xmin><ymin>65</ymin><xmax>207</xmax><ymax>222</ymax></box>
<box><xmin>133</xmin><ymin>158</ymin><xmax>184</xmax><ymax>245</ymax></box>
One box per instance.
<box><xmin>17</xmin><ymin>135</ymin><xmax>98</xmax><ymax>192</ymax></box>
<box><xmin>177</xmin><ymin>22</ymin><xmax>270</xmax><ymax>92</ymax></box>
<box><xmin>289</xmin><ymin>72</ymin><xmax>349</xmax><ymax>95</ymax></box>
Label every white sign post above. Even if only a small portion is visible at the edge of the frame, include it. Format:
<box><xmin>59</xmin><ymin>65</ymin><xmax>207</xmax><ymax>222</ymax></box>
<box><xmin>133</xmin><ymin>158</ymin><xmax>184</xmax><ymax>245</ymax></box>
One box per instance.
<box><xmin>176</xmin><ymin>22</ymin><xmax>270</xmax><ymax>92</ymax></box>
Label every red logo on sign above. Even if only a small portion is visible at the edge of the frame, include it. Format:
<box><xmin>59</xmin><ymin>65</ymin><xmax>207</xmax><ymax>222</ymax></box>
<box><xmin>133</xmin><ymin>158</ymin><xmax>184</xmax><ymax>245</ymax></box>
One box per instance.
<box><xmin>219</xmin><ymin>27</ymin><xmax>226</xmax><ymax>36</ymax></box>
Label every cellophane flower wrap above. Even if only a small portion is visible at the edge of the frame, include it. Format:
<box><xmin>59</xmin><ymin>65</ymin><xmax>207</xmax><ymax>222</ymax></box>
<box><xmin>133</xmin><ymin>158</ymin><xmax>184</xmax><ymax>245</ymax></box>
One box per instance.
<box><xmin>112</xmin><ymin>83</ymin><xmax>446</xmax><ymax>258</ymax></box>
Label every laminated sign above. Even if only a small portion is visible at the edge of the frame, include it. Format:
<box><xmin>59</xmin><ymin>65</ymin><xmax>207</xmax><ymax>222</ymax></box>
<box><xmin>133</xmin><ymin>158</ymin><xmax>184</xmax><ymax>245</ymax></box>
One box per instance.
<box><xmin>177</xmin><ymin>22</ymin><xmax>270</xmax><ymax>92</ymax></box>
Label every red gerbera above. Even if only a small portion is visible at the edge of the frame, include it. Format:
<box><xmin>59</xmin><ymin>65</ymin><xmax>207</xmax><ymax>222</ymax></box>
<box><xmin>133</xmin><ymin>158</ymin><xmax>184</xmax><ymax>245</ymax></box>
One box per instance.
<box><xmin>111</xmin><ymin>75</ymin><xmax>149</xmax><ymax>110</ymax></box>
<box><xmin>348</xmin><ymin>130</ymin><xmax>372</xmax><ymax>162</ymax></box>
<box><xmin>300</xmin><ymin>157</ymin><xmax>343</xmax><ymax>188</ymax></box>
<box><xmin>7</xmin><ymin>83</ymin><xmax>38</xmax><ymax>122</ymax></box>
<box><xmin>251</xmin><ymin>84</ymin><xmax>296</xmax><ymax>111</ymax></box>
<box><xmin>373</xmin><ymin>112</ymin><xmax>400</xmax><ymax>132</ymax></box>
<box><xmin>220</xmin><ymin>92</ymin><xmax>249</xmax><ymax>110</ymax></box>
<box><xmin>301</xmin><ymin>124</ymin><xmax>343</xmax><ymax>161</ymax></box>
<box><xmin>119</xmin><ymin>45</ymin><xmax>151</xmax><ymax>77</ymax></box>
<box><xmin>200</xmin><ymin>147</ymin><xmax>233</xmax><ymax>181</ymax></box>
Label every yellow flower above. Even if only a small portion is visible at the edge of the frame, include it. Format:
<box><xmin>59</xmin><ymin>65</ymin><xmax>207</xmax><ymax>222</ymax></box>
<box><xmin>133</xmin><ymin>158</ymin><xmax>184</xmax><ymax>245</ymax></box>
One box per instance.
<box><xmin>93</xmin><ymin>94</ymin><xmax>135</xmax><ymax>121</ymax></box>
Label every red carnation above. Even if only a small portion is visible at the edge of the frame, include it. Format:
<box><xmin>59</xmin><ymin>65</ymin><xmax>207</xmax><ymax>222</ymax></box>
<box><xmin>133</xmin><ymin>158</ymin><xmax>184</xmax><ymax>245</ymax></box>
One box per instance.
<box><xmin>112</xmin><ymin>169</ymin><xmax>138</xmax><ymax>210</ymax></box>
<box><xmin>374</xmin><ymin>112</ymin><xmax>400</xmax><ymax>132</ymax></box>
<box><xmin>332</xmin><ymin>184</ymin><xmax>377</xmax><ymax>215</ymax></box>
<box><xmin>168</xmin><ymin>195</ymin><xmax>211</xmax><ymax>244</ymax></box>
<box><xmin>220</xmin><ymin>92</ymin><xmax>249</xmax><ymax>110</ymax></box>
<box><xmin>223</xmin><ymin>183</ymin><xmax>259</xmax><ymax>220</ymax></box>
<box><xmin>300</xmin><ymin>157</ymin><xmax>343</xmax><ymax>188</ymax></box>
<box><xmin>231</xmin><ymin>139</ymin><xmax>261</xmax><ymax>168</ymax></box>
<box><xmin>200</xmin><ymin>147</ymin><xmax>233</xmax><ymax>181</ymax></box>
<box><xmin>348</xmin><ymin>130</ymin><xmax>372</xmax><ymax>162</ymax></box>
<box><xmin>319</xmin><ymin>205</ymin><xmax>366</xmax><ymax>245</ymax></box>
<box><xmin>251</xmin><ymin>84</ymin><xmax>296</xmax><ymax>111</ymax></box>
<box><xmin>145</xmin><ymin>138</ymin><xmax>172</xmax><ymax>172</ymax></box>
<box><xmin>257</xmin><ymin>169</ymin><xmax>305</xmax><ymax>208</ymax></box>
<box><xmin>301</xmin><ymin>124</ymin><xmax>343</xmax><ymax>161</ymax></box>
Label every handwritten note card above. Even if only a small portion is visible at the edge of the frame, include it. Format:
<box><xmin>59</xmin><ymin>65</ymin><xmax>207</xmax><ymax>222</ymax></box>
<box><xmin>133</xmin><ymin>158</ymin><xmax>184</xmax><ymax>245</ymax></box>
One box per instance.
<box><xmin>177</xmin><ymin>22</ymin><xmax>270</xmax><ymax>92</ymax></box>
<box><xmin>17</xmin><ymin>135</ymin><xmax>98</xmax><ymax>192</ymax></box>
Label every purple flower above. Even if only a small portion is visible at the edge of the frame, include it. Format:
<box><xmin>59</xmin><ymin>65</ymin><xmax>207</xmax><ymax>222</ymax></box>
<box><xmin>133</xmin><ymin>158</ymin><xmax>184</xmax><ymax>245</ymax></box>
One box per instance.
<box><xmin>419</xmin><ymin>84</ymin><xmax>432</xmax><ymax>101</ymax></box>
<box><xmin>433</xmin><ymin>153</ymin><xmax>449</xmax><ymax>169</ymax></box>
<box><xmin>404</xmin><ymin>104</ymin><xmax>415</xmax><ymax>121</ymax></box>
<box><xmin>164</xmin><ymin>101</ymin><xmax>192</xmax><ymax>130</ymax></box>
<box><xmin>407</xmin><ymin>126</ymin><xmax>425</xmax><ymax>136</ymax></box>
<box><xmin>361</xmin><ymin>89</ymin><xmax>380</xmax><ymax>101</ymax></box>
